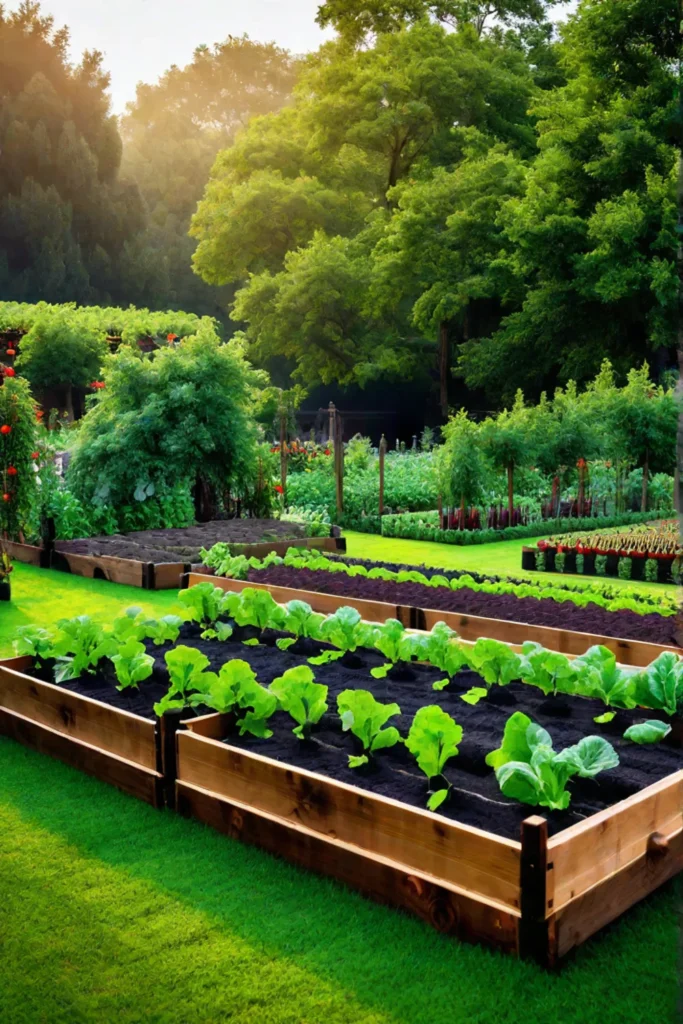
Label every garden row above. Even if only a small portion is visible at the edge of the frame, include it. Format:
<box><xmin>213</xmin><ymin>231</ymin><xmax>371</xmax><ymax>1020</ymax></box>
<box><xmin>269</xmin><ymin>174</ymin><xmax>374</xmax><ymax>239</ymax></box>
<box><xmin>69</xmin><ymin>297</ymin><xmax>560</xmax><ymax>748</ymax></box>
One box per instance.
<box><xmin>1</xmin><ymin>580</ymin><xmax>682</xmax><ymax>967</ymax></box>
<box><xmin>527</xmin><ymin>521</ymin><xmax>681</xmax><ymax>585</ymax></box>
<box><xmin>199</xmin><ymin>546</ymin><xmax>680</xmax><ymax>649</ymax></box>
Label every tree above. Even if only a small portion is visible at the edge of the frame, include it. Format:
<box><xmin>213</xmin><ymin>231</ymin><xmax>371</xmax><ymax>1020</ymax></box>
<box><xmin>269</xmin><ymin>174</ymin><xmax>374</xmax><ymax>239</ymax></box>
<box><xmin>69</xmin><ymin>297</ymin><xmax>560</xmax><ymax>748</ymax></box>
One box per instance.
<box><xmin>67</xmin><ymin>327</ymin><xmax>264</xmax><ymax>522</ymax></box>
<box><xmin>120</xmin><ymin>36</ymin><xmax>297</xmax><ymax>320</ymax></box>
<box><xmin>438</xmin><ymin>409</ymin><xmax>487</xmax><ymax>520</ymax></box>
<box><xmin>316</xmin><ymin>0</ymin><xmax>561</xmax><ymax>42</ymax></box>
<box><xmin>480</xmin><ymin>391</ymin><xmax>533</xmax><ymax>519</ymax></box>
<box><xmin>0</xmin><ymin>2</ymin><xmax>156</xmax><ymax>306</ymax></box>
<box><xmin>15</xmin><ymin>310</ymin><xmax>109</xmax><ymax>418</ymax></box>
<box><xmin>0</xmin><ymin>372</ymin><xmax>38</xmax><ymax>541</ymax></box>
<box><xmin>610</xmin><ymin>363</ymin><xmax>677</xmax><ymax>512</ymax></box>
<box><xmin>528</xmin><ymin>384</ymin><xmax>597</xmax><ymax>515</ymax></box>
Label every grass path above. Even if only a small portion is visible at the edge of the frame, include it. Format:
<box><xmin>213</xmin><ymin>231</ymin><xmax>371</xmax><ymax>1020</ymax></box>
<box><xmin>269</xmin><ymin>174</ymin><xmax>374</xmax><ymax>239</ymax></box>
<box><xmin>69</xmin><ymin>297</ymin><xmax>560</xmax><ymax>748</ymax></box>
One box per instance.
<box><xmin>344</xmin><ymin>531</ymin><xmax>678</xmax><ymax>599</ymax></box>
<box><xmin>0</xmin><ymin>738</ymin><xmax>680</xmax><ymax>1024</ymax></box>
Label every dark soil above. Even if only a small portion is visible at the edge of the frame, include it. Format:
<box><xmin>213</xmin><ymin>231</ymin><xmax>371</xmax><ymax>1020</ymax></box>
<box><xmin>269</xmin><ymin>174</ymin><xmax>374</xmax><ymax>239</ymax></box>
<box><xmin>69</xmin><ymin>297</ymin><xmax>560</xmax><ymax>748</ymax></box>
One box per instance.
<box><xmin>248</xmin><ymin>565</ymin><xmax>681</xmax><ymax>648</ymax></box>
<box><xmin>31</xmin><ymin>624</ymin><xmax>681</xmax><ymax>841</ymax></box>
<box><xmin>54</xmin><ymin>520</ymin><xmax>311</xmax><ymax>565</ymax></box>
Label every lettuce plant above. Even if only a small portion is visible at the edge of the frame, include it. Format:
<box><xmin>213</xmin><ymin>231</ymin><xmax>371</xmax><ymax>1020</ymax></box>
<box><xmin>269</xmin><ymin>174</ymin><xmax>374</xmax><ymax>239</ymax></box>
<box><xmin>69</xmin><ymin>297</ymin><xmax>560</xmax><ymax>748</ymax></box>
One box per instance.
<box><xmin>623</xmin><ymin>720</ymin><xmax>672</xmax><ymax>744</ymax></box>
<box><xmin>51</xmin><ymin>616</ymin><xmax>118</xmax><ymax>683</ymax></box>
<box><xmin>405</xmin><ymin>706</ymin><xmax>463</xmax><ymax>810</ymax></box>
<box><xmin>519</xmin><ymin>642</ymin><xmax>576</xmax><ymax>699</ymax></box>
<box><xmin>111</xmin><ymin>639</ymin><xmax>154</xmax><ymax>691</ymax></box>
<box><xmin>12</xmin><ymin>625</ymin><xmax>56</xmax><ymax>667</ymax></box>
<box><xmin>310</xmin><ymin>606</ymin><xmax>377</xmax><ymax>665</ymax></box>
<box><xmin>407</xmin><ymin>622</ymin><xmax>469</xmax><ymax>690</ymax></box>
<box><xmin>153</xmin><ymin>645</ymin><xmax>217</xmax><ymax>715</ymax></box>
<box><xmin>571</xmin><ymin>645</ymin><xmax>638</xmax><ymax>722</ymax></box>
<box><xmin>462</xmin><ymin>638</ymin><xmax>522</xmax><ymax>705</ymax></box>
<box><xmin>486</xmin><ymin>711</ymin><xmax>619</xmax><ymax>810</ymax></box>
<box><xmin>634</xmin><ymin>652</ymin><xmax>683</xmax><ymax>717</ymax></box>
<box><xmin>337</xmin><ymin>689</ymin><xmax>401</xmax><ymax>767</ymax></box>
<box><xmin>178</xmin><ymin>583</ymin><xmax>236</xmax><ymax>627</ymax></box>
<box><xmin>270</xmin><ymin>666</ymin><xmax>328</xmax><ymax>740</ymax></box>
<box><xmin>233</xmin><ymin>588</ymin><xmax>286</xmax><ymax>633</ymax></box>
<box><xmin>112</xmin><ymin>606</ymin><xmax>145</xmax><ymax>642</ymax></box>
<box><xmin>370</xmin><ymin>618</ymin><xmax>417</xmax><ymax>678</ymax></box>
<box><xmin>192</xmin><ymin>659</ymin><xmax>277</xmax><ymax>737</ymax></box>
<box><xmin>276</xmin><ymin>600</ymin><xmax>326</xmax><ymax>651</ymax></box>
<box><xmin>141</xmin><ymin>615</ymin><xmax>184</xmax><ymax>646</ymax></box>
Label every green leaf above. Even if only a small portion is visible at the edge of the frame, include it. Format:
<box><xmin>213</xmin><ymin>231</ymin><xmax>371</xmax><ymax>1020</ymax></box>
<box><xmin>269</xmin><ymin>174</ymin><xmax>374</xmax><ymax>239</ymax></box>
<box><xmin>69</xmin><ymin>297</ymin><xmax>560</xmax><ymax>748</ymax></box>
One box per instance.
<box><xmin>406</xmin><ymin>705</ymin><xmax>462</xmax><ymax>780</ymax></box>
<box><xmin>427</xmin><ymin>788</ymin><xmax>449</xmax><ymax>812</ymax></box>
<box><xmin>276</xmin><ymin>637</ymin><xmax>297</xmax><ymax>651</ymax></box>
<box><xmin>432</xmin><ymin>678</ymin><xmax>450</xmax><ymax>691</ymax></box>
<box><xmin>270</xmin><ymin>665</ymin><xmax>328</xmax><ymax>740</ymax></box>
<box><xmin>370</xmin><ymin>663</ymin><xmax>391</xmax><ymax>679</ymax></box>
<box><xmin>623</xmin><ymin>720</ymin><xmax>672</xmax><ymax>744</ymax></box>
<box><xmin>337</xmin><ymin>690</ymin><xmax>401</xmax><ymax>758</ymax></box>
<box><xmin>308</xmin><ymin>649</ymin><xmax>344</xmax><ymax>666</ymax></box>
<box><xmin>242</xmin><ymin>638</ymin><xmax>260</xmax><ymax>647</ymax></box>
<box><xmin>460</xmin><ymin>686</ymin><xmax>488</xmax><ymax>705</ymax></box>
<box><xmin>348</xmin><ymin>754</ymin><xmax>369</xmax><ymax>769</ymax></box>
<box><xmin>554</xmin><ymin>736</ymin><xmax>619</xmax><ymax>778</ymax></box>
<box><xmin>486</xmin><ymin>712</ymin><xmax>552</xmax><ymax>770</ymax></box>
<box><xmin>468</xmin><ymin>638</ymin><xmax>521</xmax><ymax>688</ymax></box>
<box><xmin>593</xmin><ymin>711</ymin><xmax>616</xmax><ymax>724</ymax></box>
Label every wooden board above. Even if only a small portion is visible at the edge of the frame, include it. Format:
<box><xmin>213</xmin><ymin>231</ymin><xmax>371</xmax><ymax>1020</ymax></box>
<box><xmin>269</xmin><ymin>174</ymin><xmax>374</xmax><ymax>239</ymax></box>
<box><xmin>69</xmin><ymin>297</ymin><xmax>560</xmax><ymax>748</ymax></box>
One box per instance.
<box><xmin>187</xmin><ymin>573</ymin><xmax>677</xmax><ymax>667</ymax></box>
<box><xmin>0</xmin><ymin>707</ymin><xmax>164</xmax><ymax>807</ymax></box>
<box><xmin>176</xmin><ymin>731</ymin><xmax>521</xmax><ymax>910</ymax></box>
<box><xmin>176</xmin><ymin>779</ymin><xmax>520</xmax><ymax>952</ymax></box>
<box><xmin>51</xmin><ymin>548</ymin><xmax>147</xmax><ymax>588</ymax></box>
<box><xmin>145</xmin><ymin>562</ymin><xmax>188</xmax><ymax>590</ymax></box>
<box><xmin>224</xmin><ymin>536</ymin><xmax>346</xmax><ymax>559</ymax></box>
<box><xmin>0</xmin><ymin>659</ymin><xmax>158</xmax><ymax>770</ymax></box>
<box><xmin>5</xmin><ymin>540</ymin><xmax>45</xmax><ymax>567</ymax></box>
<box><xmin>547</xmin><ymin>770</ymin><xmax>683</xmax><ymax>911</ymax></box>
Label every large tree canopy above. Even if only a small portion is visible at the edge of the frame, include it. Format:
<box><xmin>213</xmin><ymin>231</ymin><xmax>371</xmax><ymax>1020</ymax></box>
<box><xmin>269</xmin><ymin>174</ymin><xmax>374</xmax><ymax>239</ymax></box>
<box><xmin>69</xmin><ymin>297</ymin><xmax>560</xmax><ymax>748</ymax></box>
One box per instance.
<box><xmin>0</xmin><ymin>1</ymin><xmax>161</xmax><ymax>306</ymax></box>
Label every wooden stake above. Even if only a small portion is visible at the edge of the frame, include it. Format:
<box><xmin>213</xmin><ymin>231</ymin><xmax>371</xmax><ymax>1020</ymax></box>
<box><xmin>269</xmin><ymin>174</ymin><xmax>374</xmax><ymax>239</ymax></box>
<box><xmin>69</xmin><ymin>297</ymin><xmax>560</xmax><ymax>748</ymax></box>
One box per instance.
<box><xmin>379</xmin><ymin>435</ymin><xmax>387</xmax><ymax>517</ymax></box>
<box><xmin>334</xmin><ymin>409</ymin><xmax>344</xmax><ymax>516</ymax></box>
<box><xmin>519</xmin><ymin>816</ymin><xmax>551</xmax><ymax>967</ymax></box>
<box><xmin>279</xmin><ymin>404</ymin><xmax>287</xmax><ymax>503</ymax></box>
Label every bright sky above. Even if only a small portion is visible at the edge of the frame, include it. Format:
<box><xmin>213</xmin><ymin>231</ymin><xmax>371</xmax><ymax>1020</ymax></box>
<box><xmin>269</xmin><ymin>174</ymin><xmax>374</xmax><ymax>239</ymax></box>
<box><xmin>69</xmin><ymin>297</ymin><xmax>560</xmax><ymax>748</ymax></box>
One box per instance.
<box><xmin>33</xmin><ymin>0</ymin><xmax>577</xmax><ymax>114</ymax></box>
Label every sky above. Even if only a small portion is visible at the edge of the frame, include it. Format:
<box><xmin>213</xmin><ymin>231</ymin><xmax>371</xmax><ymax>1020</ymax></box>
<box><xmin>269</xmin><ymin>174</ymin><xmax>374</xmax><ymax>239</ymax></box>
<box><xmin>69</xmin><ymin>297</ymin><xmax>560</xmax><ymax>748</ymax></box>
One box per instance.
<box><xmin>35</xmin><ymin>0</ymin><xmax>576</xmax><ymax>114</ymax></box>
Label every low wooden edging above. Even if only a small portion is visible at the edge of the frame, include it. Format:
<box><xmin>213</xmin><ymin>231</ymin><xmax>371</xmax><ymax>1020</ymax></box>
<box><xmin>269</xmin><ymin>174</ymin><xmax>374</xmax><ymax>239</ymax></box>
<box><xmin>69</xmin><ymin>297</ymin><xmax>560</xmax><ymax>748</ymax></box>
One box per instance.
<box><xmin>0</xmin><ymin>656</ymin><xmax>216</xmax><ymax>807</ymax></box>
<box><xmin>4</xmin><ymin>540</ymin><xmax>48</xmax><ymax>568</ymax></box>
<box><xmin>185</xmin><ymin>573</ymin><xmax>677</xmax><ymax>667</ymax></box>
<box><xmin>176</xmin><ymin>723</ymin><xmax>683</xmax><ymax>965</ymax></box>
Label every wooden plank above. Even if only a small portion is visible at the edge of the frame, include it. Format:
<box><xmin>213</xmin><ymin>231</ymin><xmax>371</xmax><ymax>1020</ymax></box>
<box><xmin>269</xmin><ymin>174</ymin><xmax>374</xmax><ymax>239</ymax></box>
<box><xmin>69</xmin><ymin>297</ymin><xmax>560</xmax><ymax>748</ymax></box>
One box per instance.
<box><xmin>187</xmin><ymin>573</ymin><xmax>677</xmax><ymax>667</ymax></box>
<box><xmin>548</xmin><ymin>770</ymin><xmax>683</xmax><ymax>911</ymax></box>
<box><xmin>185</xmin><ymin>712</ymin><xmax>231</xmax><ymax>740</ymax></box>
<box><xmin>147</xmin><ymin>562</ymin><xmax>187</xmax><ymax>590</ymax></box>
<box><xmin>553</xmin><ymin>826</ymin><xmax>683</xmax><ymax>959</ymax></box>
<box><xmin>5</xmin><ymin>540</ymin><xmax>44</xmax><ymax>566</ymax></box>
<box><xmin>51</xmin><ymin>549</ymin><xmax>146</xmax><ymax>588</ymax></box>
<box><xmin>0</xmin><ymin>661</ymin><xmax>158</xmax><ymax>770</ymax></box>
<box><xmin>519</xmin><ymin>816</ymin><xmax>552</xmax><ymax>967</ymax></box>
<box><xmin>176</xmin><ymin>731</ymin><xmax>522</xmax><ymax>910</ymax></box>
<box><xmin>225</xmin><ymin>537</ymin><xmax>346</xmax><ymax>559</ymax></box>
<box><xmin>0</xmin><ymin>707</ymin><xmax>163</xmax><ymax>807</ymax></box>
<box><xmin>177</xmin><ymin>780</ymin><xmax>520</xmax><ymax>953</ymax></box>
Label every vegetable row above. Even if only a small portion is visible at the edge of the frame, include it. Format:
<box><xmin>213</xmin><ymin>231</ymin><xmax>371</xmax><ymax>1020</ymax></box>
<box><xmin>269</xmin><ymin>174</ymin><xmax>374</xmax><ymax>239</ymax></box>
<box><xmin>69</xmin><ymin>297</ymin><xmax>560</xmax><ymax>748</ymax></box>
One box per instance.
<box><xmin>199</xmin><ymin>544</ymin><xmax>679</xmax><ymax>618</ymax></box>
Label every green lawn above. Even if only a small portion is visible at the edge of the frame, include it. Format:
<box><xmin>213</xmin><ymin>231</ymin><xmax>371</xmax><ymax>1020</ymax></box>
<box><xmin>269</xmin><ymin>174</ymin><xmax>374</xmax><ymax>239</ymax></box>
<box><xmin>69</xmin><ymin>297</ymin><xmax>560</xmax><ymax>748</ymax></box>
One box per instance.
<box><xmin>0</xmin><ymin>738</ymin><xmax>680</xmax><ymax>1024</ymax></box>
<box><xmin>344</xmin><ymin>531</ymin><xmax>678</xmax><ymax>599</ymax></box>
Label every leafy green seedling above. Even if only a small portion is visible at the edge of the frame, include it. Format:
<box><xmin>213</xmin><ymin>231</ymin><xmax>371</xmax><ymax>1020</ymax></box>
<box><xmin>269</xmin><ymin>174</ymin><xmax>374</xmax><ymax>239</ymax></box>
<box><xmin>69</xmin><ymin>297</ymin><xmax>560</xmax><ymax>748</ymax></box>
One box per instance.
<box><xmin>12</xmin><ymin>625</ymin><xmax>56</xmax><ymax>666</ymax></box>
<box><xmin>370</xmin><ymin>618</ymin><xmax>419</xmax><ymax>679</ymax></box>
<box><xmin>406</xmin><ymin>706</ymin><xmax>463</xmax><ymax>811</ymax></box>
<box><xmin>337</xmin><ymin>689</ymin><xmax>401</xmax><ymax>768</ymax></box>
<box><xmin>233</xmin><ymin>588</ymin><xmax>286</xmax><ymax>633</ymax></box>
<box><xmin>519</xmin><ymin>642</ymin><xmax>576</xmax><ymax>698</ymax></box>
<box><xmin>319</xmin><ymin>606</ymin><xmax>377</xmax><ymax>655</ymax></box>
<box><xmin>634</xmin><ymin>652</ymin><xmax>683</xmax><ymax>717</ymax></box>
<box><xmin>623</xmin><ymin>720</ymin><xmax>672</xmax><ymax>744</ymax></box>
<box><xmin>112</xmin><ymin>607</ymin><xmax>145</xmax><ymax>642</ymax></box>
<box><xmin>153</xmin><ymin>645</ymin><xmax>217</xmax><ymax>716</ymax></box>
<box><xmin>178</xmin><ymin>582</ymin><xmax>236</xmax><ymax>627</ymax></box>
<box><xmin>571</xmin><ymin>645</ymin><xmax>638</xmax><ymax>721</ymax></box>
<box><xmin>270</xmin><ymin>666</ymin><xmax>328</xmax><ymax>740</ymax></box>
<box><xmin>486</xmin><ymin>711</ymin><xmax>619</xmax><ymax>810</ymax></box>
<box><xmin>201</xmin><ymin>621</ymin><xmax>234</xmax><ymax>642</ymax></box>
<box><xmin>284</xmin><ymin>600</ymin><xmax>325</xmax><ymax>640</ymax></box>
<box><xmin>111</xmin><ymin>639</ymin><xmax>154</xmax><ymax>692</ymax></box>
<box><xmin>52</xmin><ymin>616</ymin><xmax>118</xmax><ymax>683</ymax></box>
<box><xmin>462</xmin><ymin>638</ymin><xmax>522</xmax><ymax>704</ymax></box>
<box><xmin>191</xmin><ymin>660</ymin><xmax>277</xmax><ymax>737</ymax></box>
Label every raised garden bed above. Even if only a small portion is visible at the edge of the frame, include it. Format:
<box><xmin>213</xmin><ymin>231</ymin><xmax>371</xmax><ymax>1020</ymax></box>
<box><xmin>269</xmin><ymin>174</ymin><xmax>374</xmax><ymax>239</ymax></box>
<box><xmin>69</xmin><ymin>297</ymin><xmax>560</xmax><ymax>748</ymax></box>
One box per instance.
<box><xmin>32</xmin><ymin>521</ymin><xmax>345</xmax><ymax>590</ymax></box>
<box><xmin>168</xmin><ymin>615</ymin><xmax>683</xmax><ymax>966</ymax></box>
<box><xmin>192</xmin><ymin>573</ymin><xmax>679</xmax><ymax>666</ymax></box>
<box><xmin>0</xmin><ymin>654</ymin><xmax>214</xmax><ymax>807</ymax></box>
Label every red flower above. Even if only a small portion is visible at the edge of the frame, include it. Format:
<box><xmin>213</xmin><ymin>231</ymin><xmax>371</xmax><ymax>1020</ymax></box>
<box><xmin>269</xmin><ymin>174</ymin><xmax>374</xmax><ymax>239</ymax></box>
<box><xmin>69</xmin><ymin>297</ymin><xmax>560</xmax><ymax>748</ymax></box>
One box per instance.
<box><xmin>31</xmin><ymin>452</ymin><xmax>39</xmax><ymax>460</ymax></box>
<box><xmin>576</xmin><ymin>457</ymin><xmax>587</xmax><ymax>469</ymax></box>
<box><xmin>2</xmin><ymin>493</ymin><xmax>9</xmax><ymax>502</ymax></box>
<box><xmin>6</xmin><ymin>466</ymin><xmax>17</xmax><ymax>476</ymax></box>
<box><xmin>324</xmin><ymin>449</ymin><xmax>331</xmax><ymax>456</ymax></box>
<box><xmin>167</xmin><ymin>333</ymin><xmax>178</xmax><ymax>341</ymax></box>
<box><xmin>90</xmin><ymin>381</ymin><xmax>106</xmax><ymax>390</ymax></box>
<box><xmin>3</xmin><ymin>367</ymin><xmax>15</xmax><ymax>377</ymax></box>
<box><xmin>0</xmin><ymin>425</ymin><xmax>10</xmax><ymax>435</ymax></box>
<box><xmin>6</xmin><ymin>349</ymin><xmax>15</xmax><ymax>356</ymax></box>
<box><xmin>274</xmin><ymin>484</ymin><xmax>284</xmax><ymax>494</ymax></box>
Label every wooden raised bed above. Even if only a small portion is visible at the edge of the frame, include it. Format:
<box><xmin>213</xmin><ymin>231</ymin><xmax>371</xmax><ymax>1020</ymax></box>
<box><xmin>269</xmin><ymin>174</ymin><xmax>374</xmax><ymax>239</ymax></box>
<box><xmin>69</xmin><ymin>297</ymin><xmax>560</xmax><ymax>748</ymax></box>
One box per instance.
<box><xmin>4</xmin><ymin>540</ymin><xmax>48</xmax><ymax>568</ymax></box>
<box><xmin>221</xmin><ymin>536</ymin><xmax>346</xmax><ymax>559</ymax></box>
<box><xmin>176</xmin><ymin>717</ymin><xmax>683</xmax><ymax>965</ymax></box>
<box><xmin>0</xmin><ymin>655</ymin><xmax>203</xmax><ymax>807</ymax></box>
<box><xmin>185</xmin><ymin>572</ymin><xmax>677</xmax><ymax>668</ymax></box>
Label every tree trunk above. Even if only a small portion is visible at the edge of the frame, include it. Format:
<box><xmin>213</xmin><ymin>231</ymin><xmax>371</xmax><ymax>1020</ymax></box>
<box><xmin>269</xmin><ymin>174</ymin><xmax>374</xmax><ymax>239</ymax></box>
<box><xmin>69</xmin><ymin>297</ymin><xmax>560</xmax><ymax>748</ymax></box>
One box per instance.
<box><xmin>194</xmin><ymin>474</ymin><xmax>215</xmax><ymax>523</ymax></box>
<box><xmin>577</xmin><ymin>463</ymin><xmax>585</xmax><ymax>518</ymax></box>
<box><xmin>438</xmin><ymin>322</ymin><xmax>449</xmax><ymax>420</ymax></box>
<box><xmin>460</xmin><ymin>495</ymin><xmax>465</xmax><ymax>530</ymax></box>
<box><xmin>507</xmin><ymin>464</ymin><xmax>514</xmax><ymax>522</ymax></box>
<box><xmin>64</xmin><ymin>385</ymin><xmax>74</xmax><ymax>422</ymax></box>
<box><xmin>551</xmin><ymin>475</ymin><xmax>560</xmax><ymax>517</ymax></box>
<box><xmin>641</xmin><ymin>453</ymin><xmax>649</xmax><ymax>513</ymax></box>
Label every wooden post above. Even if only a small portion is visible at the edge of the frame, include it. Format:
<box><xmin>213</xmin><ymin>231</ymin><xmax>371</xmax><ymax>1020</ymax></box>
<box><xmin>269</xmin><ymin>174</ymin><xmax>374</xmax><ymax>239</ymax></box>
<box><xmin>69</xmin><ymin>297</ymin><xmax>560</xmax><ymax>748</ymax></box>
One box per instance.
<box><xmin>379</xmin><ymin>435</ymin><xmax>387</xmax><ymax>517</ymax></box>
<box><xmin>437</xmin><ymin>493</ymin><xmax>443</xmax><ymax>530</ymax></box>
<box><xmin>519</xmin><ymin>816</ymin><xmax>552</xmax><ymax>967</ymax></box>
<box><xmin>328</xmin><ymin>401</ymin><xmax>336</xmax><ymax>443</ymax></box>
<box><xmin>334</xmin><ymin>409</ymin><xmax>344</xmax><ymax>517</ymax></box>
<box><xmin>279</xmin><ymin>405</ymin><xmax>287</xmax><ymax>504</ymax></box>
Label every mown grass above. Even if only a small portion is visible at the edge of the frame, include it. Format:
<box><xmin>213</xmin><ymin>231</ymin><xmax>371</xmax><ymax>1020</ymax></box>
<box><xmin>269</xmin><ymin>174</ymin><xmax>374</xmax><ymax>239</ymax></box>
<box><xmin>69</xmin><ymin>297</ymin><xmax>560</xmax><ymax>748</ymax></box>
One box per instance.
<box><xmin>344</xmin><ymin>531</ymin><xmax>678</xmax><ymax>600</ymax></box>
<box><xmin>0</xmin><ymin>738</ymin><xmax>680</xmax><ymax>1024</ymax></box>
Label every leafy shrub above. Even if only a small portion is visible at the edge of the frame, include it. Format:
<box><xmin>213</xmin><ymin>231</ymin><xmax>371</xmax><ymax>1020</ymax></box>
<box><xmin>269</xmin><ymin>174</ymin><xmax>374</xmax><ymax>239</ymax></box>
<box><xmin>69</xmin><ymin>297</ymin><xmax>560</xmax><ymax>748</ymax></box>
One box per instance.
<box><xmin>645</xmin><ymin>558</ymin><xmax>659</xmax><ymax>583</ymax></box>
<box><xmin>617</xmin><ymin>556</ymin><xmax>632</xmax><ymax>580</ymax></box>
<box><xmin>0</xmin><ymin>375</ymin><xmax>39</xmax><ymax>540</ymax></box>
<box><xmin>595</xmin><ymin>554</ymin><xmax>607</xmax><ymax>576</ymax></box>
<box><xmin>554</xmin><ymin>552</ymin><xmax>566</xmax><ymax>573</ymax></box>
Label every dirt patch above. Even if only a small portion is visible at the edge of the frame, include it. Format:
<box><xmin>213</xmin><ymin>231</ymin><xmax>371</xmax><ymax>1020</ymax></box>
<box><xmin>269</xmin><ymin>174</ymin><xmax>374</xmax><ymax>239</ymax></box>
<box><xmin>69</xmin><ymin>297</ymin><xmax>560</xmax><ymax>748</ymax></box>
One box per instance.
<box><xmin>248</xmin><ymin>565</ymin><xmax>681</xmax><ymax>647</ymax></box>
<box><xmin>54</xmin><ymin>520</ymin><xmax>311</xmax><ymax>565</ymax></box>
